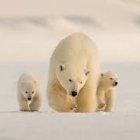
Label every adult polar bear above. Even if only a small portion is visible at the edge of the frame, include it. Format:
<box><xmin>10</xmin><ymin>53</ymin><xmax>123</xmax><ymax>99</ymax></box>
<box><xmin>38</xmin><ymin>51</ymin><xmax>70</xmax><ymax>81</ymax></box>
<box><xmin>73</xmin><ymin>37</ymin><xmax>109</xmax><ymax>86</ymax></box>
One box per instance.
<box><xmin>47</xmin><ymin>33</ymin><xmax>100</xmax><ymax>112</ymax></box>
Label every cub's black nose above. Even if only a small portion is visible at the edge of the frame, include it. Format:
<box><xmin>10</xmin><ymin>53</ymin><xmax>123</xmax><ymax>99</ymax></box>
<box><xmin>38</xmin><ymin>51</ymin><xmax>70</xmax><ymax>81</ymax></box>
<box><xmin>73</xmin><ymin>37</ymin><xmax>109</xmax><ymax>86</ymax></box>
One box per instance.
<box><xmin>115</xmin><ymin>81</ymin><xmax>118</xmax><ymax>86</ymax></box>
<box><xmin>28</xmin><ymin>97</ymin><xmax>31</xmax><ymax>101</ymax></box>
<box><xmin>71</xmin><ymin>91</ymin><xmax>77</xmax><ymax>97</ymax></box>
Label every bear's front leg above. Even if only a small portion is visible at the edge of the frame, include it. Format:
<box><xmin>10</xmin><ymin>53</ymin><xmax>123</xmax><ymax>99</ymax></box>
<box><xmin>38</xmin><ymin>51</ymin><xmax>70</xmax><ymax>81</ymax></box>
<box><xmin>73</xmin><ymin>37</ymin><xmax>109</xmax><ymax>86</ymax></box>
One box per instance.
<box><xmin>104</xmin><ymin>89</ymin><xmax>115</xmax><ymax>112</ymax></box>
<box><xmin>48</xmin><ymin>85</ymin><xmax>77</xmax><ymax>112</ymax></box>
<box><xmin>97</xmin><ymin>90</ymin><xmax>106</xmax><ymax>111</ymax></box>
<box><xmin>30</xmin><ymin>94</ymin><xmax>41</xmax><ymax>112</ymax></box>
<box><xmin>19</xmin><ymin>99</ymin><xmax>30</xmax><ymax>112</ymax></box>
<box><xmin>69</xmin><ymin>99</ymin><xmax>77</xmax><ymax>112</ymax></box>
<box><xmin>76</xmin><ymin>82</ymin><xmax>97</xmax><ymax>112</ymax></box>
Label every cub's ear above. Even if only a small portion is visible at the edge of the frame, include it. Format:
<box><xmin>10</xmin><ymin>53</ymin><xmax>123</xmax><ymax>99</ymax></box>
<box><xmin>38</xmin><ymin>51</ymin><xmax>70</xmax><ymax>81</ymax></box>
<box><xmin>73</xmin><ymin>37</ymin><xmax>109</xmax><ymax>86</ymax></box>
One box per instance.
<box><xmin>101</xmin><ymin>73</ymin><xmax>104</xmax><ymax>77</ymax></box>
<box><xmin>85</xmin><ymin>71</ymin><xmax>90</xmax><ymax>76</ymax></box>
<box><xmin>59</xmin><ymin>64</ymin><xmax>65</xmax><ymax>72</ymax></box>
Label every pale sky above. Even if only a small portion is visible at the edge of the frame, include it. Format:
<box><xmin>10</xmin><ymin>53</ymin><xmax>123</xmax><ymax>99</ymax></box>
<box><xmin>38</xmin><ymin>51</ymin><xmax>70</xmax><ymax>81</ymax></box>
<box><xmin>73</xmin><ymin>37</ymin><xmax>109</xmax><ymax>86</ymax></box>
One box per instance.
<box><xmin>0</xmin><ymin>0</ymin><xmax>139</xmax><ymax>17</ymax></box>
<box><xmin>0</xmin><ymin>0</ymin><xmax>97</xmax><ymax>16</ymax></box>
<box><xmin>0</xmin><ymin>0</ymin><xmax>140</xmax><ymax>63</ymax></box>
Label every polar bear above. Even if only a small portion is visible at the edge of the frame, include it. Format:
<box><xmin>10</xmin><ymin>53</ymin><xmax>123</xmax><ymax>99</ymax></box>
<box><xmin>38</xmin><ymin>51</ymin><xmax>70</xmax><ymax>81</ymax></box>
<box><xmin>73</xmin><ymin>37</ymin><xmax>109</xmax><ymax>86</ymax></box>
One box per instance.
<box><xmin>97</xmin><ymin>72</ymin><xmax>118</xmax><ymax>112</ymax></box>
<box><xmin>17</xmin><ymin>73</ymin><xmax>42</xmax><ymax>112</ymax></box>
<box><xmin>47</xmin><ymin>32</ymin><xmax>100</xmax><ymax>112</ymax></box>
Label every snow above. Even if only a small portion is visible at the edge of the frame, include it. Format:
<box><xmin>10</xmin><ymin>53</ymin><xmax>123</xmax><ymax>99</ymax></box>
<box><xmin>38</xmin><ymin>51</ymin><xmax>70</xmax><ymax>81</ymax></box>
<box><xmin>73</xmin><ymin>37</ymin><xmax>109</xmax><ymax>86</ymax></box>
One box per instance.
<box><xmin>0</xmin><ymin>0</ymin><xmax>140</xmax><ymax>139</ymax></box>
<box><xmin>0</xmin><ymin>112</ymin><xmax>140</xmax><ymax>140</ymax></box>
<box><xmin>0</xmin><ymin>62</ymin><xmax>140</xmax><ymax>140</ymax></box>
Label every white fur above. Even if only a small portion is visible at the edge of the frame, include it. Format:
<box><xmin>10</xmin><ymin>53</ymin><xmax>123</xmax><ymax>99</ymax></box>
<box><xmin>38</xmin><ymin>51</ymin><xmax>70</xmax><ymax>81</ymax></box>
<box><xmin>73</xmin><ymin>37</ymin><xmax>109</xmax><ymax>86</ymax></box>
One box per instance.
<box><xmin>17</xmin><ymin>73</ymin><xmax>41</xmax><ymax>112</ymax></box>
<box><xmin>97</xmin><ymin>72</ymin><xmax>118</xmax><ymax>112</ymax></box>
<box><xmin>47</xmin><ymin>32</ymin><xmax>100</xmax><ymax>112</ymax></box>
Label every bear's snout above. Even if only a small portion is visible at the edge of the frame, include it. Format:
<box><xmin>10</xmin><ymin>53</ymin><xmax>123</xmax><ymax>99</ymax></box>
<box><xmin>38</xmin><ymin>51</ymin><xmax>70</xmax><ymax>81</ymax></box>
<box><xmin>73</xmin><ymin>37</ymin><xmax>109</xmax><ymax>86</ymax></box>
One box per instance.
<box><xmin>115</xmin><ymin>81</ymin><xmax>118</xmax><ymax>86</ymax></box>
<box><xmin>113</xmin><ymin>81</ymin><xmax>118</xmax><ymax>86</ymax></box>
<box><xmin>27</xmin><ymin>97</ymin><xmax>32</xmax><ymax>101</ymax></box>
<box><xmin>71</xmin><ymin>91</ymin><xmax>77</xmax><ymax>97</ymax></box>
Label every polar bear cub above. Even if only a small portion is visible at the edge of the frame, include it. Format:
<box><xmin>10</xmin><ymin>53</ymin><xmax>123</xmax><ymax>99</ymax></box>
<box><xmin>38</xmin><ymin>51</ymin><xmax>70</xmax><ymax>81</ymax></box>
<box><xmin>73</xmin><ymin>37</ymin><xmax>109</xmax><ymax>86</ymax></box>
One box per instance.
<box><xmin>17</xmin><ymin>73</ymin><xmax>41</xmax><ymax>112</ymax></box>
<box><xmin>97</xmin><ymin>72</ymin><xmax>118</xmax><ymax>112</ymax></box>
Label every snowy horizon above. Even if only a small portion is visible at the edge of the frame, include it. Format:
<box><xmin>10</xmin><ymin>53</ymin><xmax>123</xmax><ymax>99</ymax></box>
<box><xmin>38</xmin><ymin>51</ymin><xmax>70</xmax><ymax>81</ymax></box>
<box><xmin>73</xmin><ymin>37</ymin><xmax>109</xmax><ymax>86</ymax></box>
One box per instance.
<box><xmin>0</xmin><ymin>16</ymin><xmax>140</xmax><ymax>63</ymax></box>
<box><xmin>0</xmin><ymin>0</ymin><xmax>140</xmax><ymax>63</ymax></box>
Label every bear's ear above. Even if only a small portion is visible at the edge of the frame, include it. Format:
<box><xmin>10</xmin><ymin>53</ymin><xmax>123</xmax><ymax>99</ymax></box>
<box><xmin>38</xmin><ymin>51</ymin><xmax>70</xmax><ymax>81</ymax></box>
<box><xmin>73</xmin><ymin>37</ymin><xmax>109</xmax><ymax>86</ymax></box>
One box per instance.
<box><xmin>59</xmin><ymin>64</ymin><xmax>65</xmax><ymax>72</ymax></box>
<box><xmin>85</xmin><ymin>71</ymin><xmax>90</xmax><ymax>76</ymax></box>
<box><xmin>101</xmin><ymin>73</ymin><xmax>104</xmax><ymax>77</ymax></box>
<box><xmin>33</xmin><ymin>79</ymin><xmax>38</xmax><ymax>84</ymax></box>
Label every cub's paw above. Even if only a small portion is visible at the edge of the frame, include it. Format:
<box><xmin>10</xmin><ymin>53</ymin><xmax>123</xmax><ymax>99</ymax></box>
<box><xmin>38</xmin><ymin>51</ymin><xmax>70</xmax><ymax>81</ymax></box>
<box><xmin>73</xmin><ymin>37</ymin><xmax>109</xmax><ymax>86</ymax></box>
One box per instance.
<box><xmin>104</xmin><ymin>108</ymin><xmax>112</xmax><ymax>112</ymax></box>
<box><xmin>30</xmin><ymin>109</ymin><xmax>39</xmax><ymax>112</ymax></box>
<box><xmin>20</xmin><ymin>108</ymin><xmax>30</xmax><ymax>112</ymax></box>
<box><xmin>98</xmin><ymin>103</ymin><xmax>105</xmax><ymax>109</ymax></box>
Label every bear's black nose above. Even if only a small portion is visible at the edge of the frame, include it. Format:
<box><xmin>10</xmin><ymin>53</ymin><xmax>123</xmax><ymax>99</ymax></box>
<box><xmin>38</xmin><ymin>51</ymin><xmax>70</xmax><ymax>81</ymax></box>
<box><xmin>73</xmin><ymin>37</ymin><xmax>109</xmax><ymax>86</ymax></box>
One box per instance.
<box><xmin>28</xmin><ymin>97</ymin><xmax>31</xmax><ymax>101</ymax></box>
<box><xmin>71</xmin><ymin>91</ymin><xmax>77</xmax><ymax>97</ymax></box>
<box><xmin>115</xmin><ymin>81</ymin><xmax>118</xmax><ymax>86</ymax></box>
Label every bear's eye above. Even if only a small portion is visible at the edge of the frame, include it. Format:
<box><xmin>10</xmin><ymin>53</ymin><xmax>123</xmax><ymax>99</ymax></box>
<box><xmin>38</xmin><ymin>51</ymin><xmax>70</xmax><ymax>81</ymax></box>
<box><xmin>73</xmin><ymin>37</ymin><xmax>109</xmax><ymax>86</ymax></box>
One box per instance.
<box><xmin>80</xmin><ymin>81</ymin><xmax>82</xmax><ymax>84</ymax></box>
<box><xmin>110</xmin><ymin>78</ymin><xmax>113</xmax><ymax>80</ymax></box>
<box><xmin>25</xmin><ymin>91</ymin><xmax>28</xmax><ymax>94</ymax></box>
<box><xmin>32</xmin><ymin>91</ymin><xmax>34</xmax><ymax>94</ymax></box>
<box><xmin>69</xmin><ymin>79</ymin><xmax>72</xmax><ymax>82</ymax></box>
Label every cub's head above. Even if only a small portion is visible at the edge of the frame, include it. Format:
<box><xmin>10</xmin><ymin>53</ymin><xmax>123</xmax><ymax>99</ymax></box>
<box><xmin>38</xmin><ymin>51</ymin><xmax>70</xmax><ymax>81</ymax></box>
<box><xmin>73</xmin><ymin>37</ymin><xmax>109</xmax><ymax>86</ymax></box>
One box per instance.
<box><xmin>100</xmin><ymin>72</ymin><xmax>118</xmax><ymax>87</ymax></box>
<box><xmin>56</xmin><ymin>64</ymin><xmax>90</xmax><ymax>97</ymax></box>
<box><xmin>20</xmin><ymin>81</ymin><xmax>38</xmax><ymax>101</ymax></box>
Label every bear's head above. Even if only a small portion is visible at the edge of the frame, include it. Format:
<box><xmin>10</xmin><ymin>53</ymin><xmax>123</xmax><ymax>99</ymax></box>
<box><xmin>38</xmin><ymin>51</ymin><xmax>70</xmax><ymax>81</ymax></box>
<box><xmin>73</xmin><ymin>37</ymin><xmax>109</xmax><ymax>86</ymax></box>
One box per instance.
<box><xmin>56</xmin><ymin>64</ymin><xmax>90</xmax><ymax>97</ymax></box>
<box><xmin>20</xmin><ymin>80</ymin><xmax>38</xmax><ymax>102</ymax></box>
<box><xmin>100</xmin><ymin>72</ymin><xmax>118</xmax><ymax>88</ymax></box>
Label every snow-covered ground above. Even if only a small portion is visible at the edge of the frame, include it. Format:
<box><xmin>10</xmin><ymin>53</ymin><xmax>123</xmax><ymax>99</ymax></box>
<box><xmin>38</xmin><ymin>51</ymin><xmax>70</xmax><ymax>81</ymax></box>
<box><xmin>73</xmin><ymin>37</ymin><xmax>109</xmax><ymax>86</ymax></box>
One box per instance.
<box><xmin>0</xmin><ymin>62</ymin><xmax>140</xmax><ymax>140</ymax></box>
<box><xmin>0</xmin><ymin>0</ymin><xmax>140</xmax><ymax>139</ymax></box>
<box><xmin>0</xmin><ymin>63</ymin><xmax>139</xmax><ymax>140</ymax></box>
